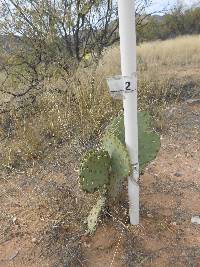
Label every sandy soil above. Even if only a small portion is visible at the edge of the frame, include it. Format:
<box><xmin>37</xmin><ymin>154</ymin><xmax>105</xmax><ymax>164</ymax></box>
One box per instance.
<box><xmin>0</xmin><ymin>99</ymin><xmax>200</xmax><ymax>267</ymax></box>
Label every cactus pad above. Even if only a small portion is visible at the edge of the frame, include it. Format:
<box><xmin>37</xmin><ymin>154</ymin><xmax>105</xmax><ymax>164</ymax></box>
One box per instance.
<box><xmin>105</xmin><ymin>113</ymin><xmax>125</xmax><ymax>144</ymax></box>
<box><xmin>105</xmin><ymin>111</ymin><xmax>160</xmax><ymax>173</ymax></box>
<box><xmin>102</xmin><ymin>133</ymin><xmax>131</xmax><ymax>178</ymax></box>
<box><xmin>108</xmin><ymin>173</ymin><xmax>124</xmax><ymax>200</ymax></box>
<box><xmin>79</xmin><ymin>149</ymin><xmax>110</xmax><ymax>193</ymax></box>
<box><xmin>87</xmin><ymin>196</ymin><xmax>106</xmax><ymax>234</ymax></box>
<box><xmin>138</xmin><ymin>112</ymin><xmax>160</xmax><ymax>171</ymax></box>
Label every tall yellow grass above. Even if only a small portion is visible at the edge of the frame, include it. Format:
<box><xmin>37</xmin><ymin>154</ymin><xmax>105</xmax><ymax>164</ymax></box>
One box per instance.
<box><xmin>137</xmin><ymin>35</ymin><xmax>200</xmax><ymax>69</ymax></box>
<box><xmin>1</xmin><ymin>35</ymin><xmax>200</xmax><ymax>167</ymax></box>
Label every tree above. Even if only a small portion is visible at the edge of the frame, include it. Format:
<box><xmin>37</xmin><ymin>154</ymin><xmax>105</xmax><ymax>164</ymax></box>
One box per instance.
<box><xmin>0</xmin><ymin>0</ymin><xmax>152</xmax><ymax>109</ymax></box>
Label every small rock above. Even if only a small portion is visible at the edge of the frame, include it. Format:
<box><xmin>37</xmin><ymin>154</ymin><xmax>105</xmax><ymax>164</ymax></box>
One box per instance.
<box><xmin>174</xmin><ymin>172</ymin><xmax>182</xmax><ymax>177</ymax></box>
<box><xmin>12</xmin><ymin>216</ymin><xmax>17</xmax><ymax>224</ymax></box>
<box><xmin>32</xmin><ymin>238</ymin><xmax>37</xmax><ymax>243</ymax></box>
<box><xmin>191</xmin><ymin>216</ymin><xmax>200</xmax><ymax>225</ymax></box>
<box><xmin>83</xmin><ymin>242</ymin><xmax>91</xmax><ymax>248</ymax></box>
<box><xmin>170</xmin><ymin>222</ymin><xmax>177</xmax><ymax>226</ymax></box>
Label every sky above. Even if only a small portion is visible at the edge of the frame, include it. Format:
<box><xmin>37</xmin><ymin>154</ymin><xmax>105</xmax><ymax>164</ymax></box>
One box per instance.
<box><xmin>148</xmin><ymin>0</ymin><xmax>200</xmax><ymax>13</ymax></box>
<box><xmin>148</xmin><ymin>0</ymin><xmax>176</xmax><ymax>13</ymax></box>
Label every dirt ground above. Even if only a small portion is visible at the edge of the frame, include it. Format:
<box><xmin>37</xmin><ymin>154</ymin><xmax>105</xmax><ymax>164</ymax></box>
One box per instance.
<box><xmin>0</xmin><ymin>98</ymin><xmax>200</xmax><ymax>267</ymax></box>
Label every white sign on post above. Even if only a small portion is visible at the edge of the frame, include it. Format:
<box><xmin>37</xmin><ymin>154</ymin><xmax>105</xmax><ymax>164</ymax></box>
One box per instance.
<box><xmin>106</xmin><ymin>74</ymin><xmax>137</xmax><ymax>99</ymax></box>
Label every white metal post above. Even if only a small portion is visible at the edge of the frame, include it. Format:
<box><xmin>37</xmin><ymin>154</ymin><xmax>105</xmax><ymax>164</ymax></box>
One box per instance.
<box><xmin>118</xmin><ymin>0</ymin><xmax>139</xmax><ymax>225</ymax></box>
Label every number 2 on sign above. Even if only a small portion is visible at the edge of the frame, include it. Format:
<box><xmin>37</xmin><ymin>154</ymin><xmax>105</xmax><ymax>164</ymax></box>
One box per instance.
<box><xmin>125</xmin><ymin>82</ymin><xmax>131</xmax><ymax>91</ymax></box>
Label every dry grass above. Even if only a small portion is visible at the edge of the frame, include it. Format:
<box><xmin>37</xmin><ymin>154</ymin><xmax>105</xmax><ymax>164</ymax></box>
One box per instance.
<box><xmin>0</xmin><ymin>66</ymin><xmax>121</xmax><ymax>168</ymax></box>
<box><xmin>100</xmin><ymin>35</ymin><xmax>200</xmax><ymax>128</ymax></box>
<box><xmin>0</xmin><ymin>35</ymin><xmax>200</xmax><ymax>168</ymax></box>
<box><xmin>137</xmin><ymin>35</ymin><xmax>200</xmax><ymax>68</ymax></box>
<box><xmin>137</xmin><ymin>35</ymin><xmax>200</xmax><ymax>128</ymax></box>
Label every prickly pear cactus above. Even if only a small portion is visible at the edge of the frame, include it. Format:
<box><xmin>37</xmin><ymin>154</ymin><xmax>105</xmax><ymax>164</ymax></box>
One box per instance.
<box><xmin>138</xmin><ymin>112</ymin><xmax>160</xmax><ymax>171</ymax></box>
<box><xmin>102</xmin><ymin>133</ymin><xmax>131</xmax><ymax>178</ymax></box>
<box><xmin>108</xmin><ymin>173</ymin><xmax>124</xmax><ymax>200</ymax></box>
<box><xmin>79</xmin><ymin>111</ymin><xmax>160</xmax><ymax>234</ymax></box>
<box><xmin>79</xmin><ymin>149</ymin><xmax>110</xmax><ymax>193</ymax></box>
<box><xmin>105</xmin><ymin>113</ymin><xmax>125</xmax><ymax>145</ymax></box>
<box><xmin>87</xmin><ymin>196</ymin><xmax>106</xmax><ymax>234</ymax></box>
<box><xmin>105</xmin><ymin>111</ymin><xmax>160</xmax><ymax>172</ymax></box>
<box><xmin>102</xmin><ymin>133</ymin><xmax>131</xmax><ymax>200</ymax></box>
